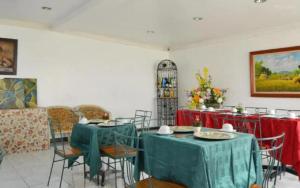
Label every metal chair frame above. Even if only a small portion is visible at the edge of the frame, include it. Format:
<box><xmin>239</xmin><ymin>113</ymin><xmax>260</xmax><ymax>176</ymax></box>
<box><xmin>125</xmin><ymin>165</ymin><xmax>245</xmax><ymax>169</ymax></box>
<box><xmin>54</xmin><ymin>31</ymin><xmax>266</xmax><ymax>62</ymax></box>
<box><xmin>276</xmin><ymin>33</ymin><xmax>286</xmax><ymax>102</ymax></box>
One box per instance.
<box><xmin>114</xmin><ymin>132</ymin><xmax>185</xmax><ymax>188</ymax></box>
<box><xmin>47</xmin><ymin>119</ymin><xmax>86</xmax><ymax>188</ymax></box>
<box><xmin>245</xmin><ymin>107</ymin><xmax>268</xmax><ymax>115</ymax></box>
<box><xmin>252</xmin><ymin>133</ymin><xmax>285</xmax><ymax>188</ymax></box>
<box><xmin>275</xmin><ymin>109</ymin><xmax>289</xmax><ymax>116</ymax></box>
<box><xmin>101</xmin><ymin>114</ymin><xmax>149</xmax><ymax>186</ymax></box>
<box><xmin>178</xmin><ymin>110</ymin><xmax>201</xmax><ymax>126</ymax></box>
<box><xmin>222</xmin><ymin>117</ymin><xmax>258</xmax><ymax>135</ymax></box>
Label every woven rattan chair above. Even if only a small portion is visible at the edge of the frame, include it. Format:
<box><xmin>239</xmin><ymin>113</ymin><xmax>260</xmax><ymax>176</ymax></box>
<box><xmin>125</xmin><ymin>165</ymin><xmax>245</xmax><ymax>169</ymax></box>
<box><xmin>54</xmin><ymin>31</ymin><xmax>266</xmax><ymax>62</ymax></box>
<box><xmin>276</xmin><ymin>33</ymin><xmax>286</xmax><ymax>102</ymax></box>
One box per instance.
<box><xmin>113</xmin><ymin>132</ymin><xmax>186</xmax><ymax>188</ymax></box>
<box><xmin>74</xmin><ymin>104</ymin><xmax>110</xmax><ymax>120</ymax></box>
<box><xmin>47</xmin><ymin>106</ymin><xmax>79</xmax><ymax>136</ymax></box>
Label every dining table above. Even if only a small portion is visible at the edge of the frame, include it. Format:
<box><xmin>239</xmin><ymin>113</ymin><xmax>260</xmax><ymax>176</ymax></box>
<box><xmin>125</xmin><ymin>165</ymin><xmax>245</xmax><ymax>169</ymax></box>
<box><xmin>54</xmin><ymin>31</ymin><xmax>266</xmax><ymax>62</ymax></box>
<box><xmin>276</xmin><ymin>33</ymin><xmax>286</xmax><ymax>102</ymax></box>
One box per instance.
<box><xmin>70</xmin><ymin>122</ymin><xmax>137</xmax><ymax>179</ymax></box>
<box><xmin>135</xmin><ymin>128</ymin><xmax>263</xmax><ymax>188</ymax></box>
<box><xmin>177</xmin><ymin>109</ymin><xmax>300</xmax><ymax>178</ymax></box>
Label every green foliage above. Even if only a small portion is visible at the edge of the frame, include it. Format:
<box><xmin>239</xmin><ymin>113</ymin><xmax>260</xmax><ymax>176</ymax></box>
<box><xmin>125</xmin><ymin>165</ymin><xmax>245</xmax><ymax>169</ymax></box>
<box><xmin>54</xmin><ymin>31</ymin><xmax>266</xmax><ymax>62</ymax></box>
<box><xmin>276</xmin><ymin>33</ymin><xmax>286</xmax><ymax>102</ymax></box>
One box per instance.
<box><xmin>255</xmin><ymin>61</ymin><xmax>272</xmax><ymax>78</ymax></box>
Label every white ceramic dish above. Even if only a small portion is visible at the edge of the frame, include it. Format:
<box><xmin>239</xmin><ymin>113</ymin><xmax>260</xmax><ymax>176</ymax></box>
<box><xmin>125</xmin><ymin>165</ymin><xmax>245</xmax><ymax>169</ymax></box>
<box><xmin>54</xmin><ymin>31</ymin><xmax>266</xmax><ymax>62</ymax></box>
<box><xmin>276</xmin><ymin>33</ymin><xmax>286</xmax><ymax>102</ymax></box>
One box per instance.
<box><xmin>172</xmin><ymin>126</ymin><xmax>195</xmax><ymax>133</ymax></box>
<box><xmin>157</xmin><ymin>130</ymin><xmax>174</xmax><ymax>135</ymax></box>
<box><xmin>220</xmin><ymin>129</ymin><xmax>237</xmax><ymax>132</ymax></box>
<box><xmin>194</xmin><ymin>131</ymin><xmax>236</xmax><ymax>140</ymax></box>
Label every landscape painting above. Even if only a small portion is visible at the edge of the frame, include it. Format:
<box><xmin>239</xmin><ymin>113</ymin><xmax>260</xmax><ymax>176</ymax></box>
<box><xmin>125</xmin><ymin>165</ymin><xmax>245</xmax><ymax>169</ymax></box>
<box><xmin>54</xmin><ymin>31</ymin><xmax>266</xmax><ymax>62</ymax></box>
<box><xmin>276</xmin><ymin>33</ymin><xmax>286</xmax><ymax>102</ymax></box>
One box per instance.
<box><xmin>250</xmin><ymin>46</ymin><xmax>300</xmax><ymax>97</ymax></box>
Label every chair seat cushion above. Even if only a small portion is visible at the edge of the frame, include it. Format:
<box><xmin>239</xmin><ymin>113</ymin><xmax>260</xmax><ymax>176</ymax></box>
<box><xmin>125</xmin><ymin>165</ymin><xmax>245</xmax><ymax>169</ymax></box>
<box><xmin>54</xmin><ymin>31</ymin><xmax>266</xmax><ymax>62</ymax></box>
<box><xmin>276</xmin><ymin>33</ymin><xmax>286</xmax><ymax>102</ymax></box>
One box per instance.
<box><xmin>136</xmin><ymin>177</ymin><xmax>186</xmax><ymax>188</ymax></box>
<box><xmin>100</xmin><ymin>145</ymin><xmax>137</xmax><ymax>159</ymax></box>
<box><xmin>56</xmin><ymin>146</ymin><xmax>82</xmax><ymax>158</ymax></box>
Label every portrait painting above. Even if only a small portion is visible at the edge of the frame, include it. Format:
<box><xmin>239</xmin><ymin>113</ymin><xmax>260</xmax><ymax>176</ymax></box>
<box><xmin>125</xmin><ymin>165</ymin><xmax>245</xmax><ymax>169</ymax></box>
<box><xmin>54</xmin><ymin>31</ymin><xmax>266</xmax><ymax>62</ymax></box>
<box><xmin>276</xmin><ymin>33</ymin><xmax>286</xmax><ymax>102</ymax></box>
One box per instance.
<box><xmin>0</xmin><ymin>38</ymin><xmax>18</xmax><ymax>75</ymax></box>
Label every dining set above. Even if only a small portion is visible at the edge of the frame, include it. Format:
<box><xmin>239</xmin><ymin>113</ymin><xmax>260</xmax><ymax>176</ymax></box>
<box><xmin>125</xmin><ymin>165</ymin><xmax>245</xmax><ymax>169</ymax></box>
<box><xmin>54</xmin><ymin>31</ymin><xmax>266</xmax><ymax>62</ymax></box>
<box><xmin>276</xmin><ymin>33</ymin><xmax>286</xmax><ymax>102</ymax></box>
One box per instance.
<box><xmin>177</xmin><ymin>106</ymin><xmax>300</xmax><ymax>180</ymax></box>
<box><xmin>45</xmin><ymin>106</ymin><xmax>296</xmax><ymax>188</ymax></box>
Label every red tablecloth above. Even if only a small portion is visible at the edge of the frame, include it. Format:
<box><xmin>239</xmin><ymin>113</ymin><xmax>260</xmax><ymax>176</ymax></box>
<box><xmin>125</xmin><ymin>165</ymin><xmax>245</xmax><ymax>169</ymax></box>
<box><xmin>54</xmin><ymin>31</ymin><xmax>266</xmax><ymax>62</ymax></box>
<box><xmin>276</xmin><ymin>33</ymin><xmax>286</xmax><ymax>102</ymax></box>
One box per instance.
<box><xmin>176</xmin><ymin>109</ymin><xmax>300</xmax><ymax>178</ymax></box>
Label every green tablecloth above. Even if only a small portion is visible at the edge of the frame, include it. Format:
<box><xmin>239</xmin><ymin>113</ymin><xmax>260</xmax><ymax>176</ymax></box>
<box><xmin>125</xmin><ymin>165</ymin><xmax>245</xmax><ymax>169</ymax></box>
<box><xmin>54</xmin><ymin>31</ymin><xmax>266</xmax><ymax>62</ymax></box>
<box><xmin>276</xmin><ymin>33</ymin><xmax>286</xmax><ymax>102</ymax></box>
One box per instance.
<box><xmin>70</xmin><ymin>123</ymin><xmax>136</xmax><ymax>178</ymax></box>
<box><xmin>136</xmin><ymin>129</ymin><xmax>263</xmax><ymax>188</ymax></box>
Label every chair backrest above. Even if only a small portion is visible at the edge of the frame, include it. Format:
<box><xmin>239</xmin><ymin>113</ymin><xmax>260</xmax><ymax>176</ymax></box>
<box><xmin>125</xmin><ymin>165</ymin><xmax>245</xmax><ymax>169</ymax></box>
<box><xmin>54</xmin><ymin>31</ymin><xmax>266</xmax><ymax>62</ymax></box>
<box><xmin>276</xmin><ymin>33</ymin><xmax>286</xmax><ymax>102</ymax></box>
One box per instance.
<box><xmin>179</xmin><ymin>110</ymin><xmax>201</xmax><ymax>126</ymax></box>
<box><xmin>288</xmin><ymin>110</ymin><xmax>300</xmax><ymax>116</ymax></box>
<box><xmin>211</xmin><ymin>113</ymin><xmax>224</xmax><ymax>129</ymax></box>
<box><xmin>275</xmin><ymin>109</ymin><xmax>289</xmax><ymax>116</ymax></box>
<box><xmin>255</xmin><ymin>133</ymin><xmax>285</xmax><ymax>188</ymax></box>
<box><xmin>223</xmin><ymin>105</ymin><xmax>235</xmax><ymax>110</ymax></box>
<box><xmin>47</xmin><ymin>106</ymin><xmax>79</xmax><ymax>134</ymax></box>
<box><xmin>134</xmin><ymin>110</ymin><xmax>152</xmax><ymax>131</ymax></box>
<box><xmin>48</xmin><ymin>118</ymin><xmax>67</xmax><ymax>155</ymax></box>
<box><xmin>222</xmin><ymin>117</ymin><xmax>258</xmax><ymax>134</ymax></box>
<box><xmin>74</xmin><ymin>105</ymin><xmax>110</xmax><ymax>120</ymax></box>
<box><xmin>245</xmin><ymin>107</ymin><xmax>268</xmax><ymax>114</ymax></box>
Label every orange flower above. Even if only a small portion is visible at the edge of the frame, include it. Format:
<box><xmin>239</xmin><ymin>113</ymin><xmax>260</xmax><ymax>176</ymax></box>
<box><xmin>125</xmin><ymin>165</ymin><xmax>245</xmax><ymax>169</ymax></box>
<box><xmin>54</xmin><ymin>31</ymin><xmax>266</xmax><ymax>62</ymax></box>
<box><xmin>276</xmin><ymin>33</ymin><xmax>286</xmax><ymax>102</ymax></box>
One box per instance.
<box><xmin>193</xmin><ymin>95</ymin><xmax>200</xmax><ymax>103</ymax></box>
<box><xmin>213</xmin><ymin>88</ymin><xmax>221</xmax><ymax>95</ymax></box>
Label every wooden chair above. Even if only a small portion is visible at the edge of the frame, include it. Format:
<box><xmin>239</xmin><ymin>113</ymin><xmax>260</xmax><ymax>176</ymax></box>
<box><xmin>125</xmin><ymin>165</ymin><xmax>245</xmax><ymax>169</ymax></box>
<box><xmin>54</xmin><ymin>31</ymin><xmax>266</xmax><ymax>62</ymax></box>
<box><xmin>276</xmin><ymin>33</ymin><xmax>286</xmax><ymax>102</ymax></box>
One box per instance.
<box><xmin>250</xmin><ymin>133</ymin><xmax>285</xmax><ymax>188</ymax></box>
<box><xmin>113</xmin><ymin>132</ymin><xmax>186</xmax><ymax>188</ymax></box>
<box><xmin>100</xmin><ymin>115</ymin><xmax>147</xmax><ymax>186</ymax></box>
<box><xmin>47</xmin><ymin>119</ymin><xmax>86</xmax><ymax>188</ymax></box>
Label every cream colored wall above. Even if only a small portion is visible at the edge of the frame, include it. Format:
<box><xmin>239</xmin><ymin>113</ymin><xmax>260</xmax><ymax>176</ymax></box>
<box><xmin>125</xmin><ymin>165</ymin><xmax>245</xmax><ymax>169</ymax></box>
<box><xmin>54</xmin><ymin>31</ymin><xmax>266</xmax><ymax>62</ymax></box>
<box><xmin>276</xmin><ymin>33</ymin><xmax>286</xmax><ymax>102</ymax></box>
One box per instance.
<box><xmin>0</xmin><ymin>24</ymin><xmax>168</xmax><ymax>117</ymax></box>
<box><xmin>170</xmin><ymin>26</ymin><xmax>300</xmax><ymax>110</ymax></box>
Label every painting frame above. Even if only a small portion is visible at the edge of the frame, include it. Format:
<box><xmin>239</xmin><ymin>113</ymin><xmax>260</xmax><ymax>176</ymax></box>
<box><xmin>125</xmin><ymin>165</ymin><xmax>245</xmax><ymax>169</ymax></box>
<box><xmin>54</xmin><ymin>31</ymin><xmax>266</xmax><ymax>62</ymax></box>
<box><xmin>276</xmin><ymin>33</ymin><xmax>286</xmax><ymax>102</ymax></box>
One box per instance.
<box><xmin>0</xmin><ymin>37</ymin><xmax>18</xmax><ymax>75</ymax></box>
<box><xmin>250</xmin><ymin>46</ymin><xmax>300</xmax><ymax>98</ymax></box>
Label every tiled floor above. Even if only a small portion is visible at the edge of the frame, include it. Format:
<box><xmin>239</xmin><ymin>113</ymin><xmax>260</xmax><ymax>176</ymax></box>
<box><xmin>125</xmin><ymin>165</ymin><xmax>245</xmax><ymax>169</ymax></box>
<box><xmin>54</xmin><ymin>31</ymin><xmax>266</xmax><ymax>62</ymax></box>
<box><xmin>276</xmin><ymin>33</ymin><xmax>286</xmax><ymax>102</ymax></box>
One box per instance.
<box><xmin>0</xmin><ymin>148</ymin><xmax>299</xmax><ymax>188</ymax></box>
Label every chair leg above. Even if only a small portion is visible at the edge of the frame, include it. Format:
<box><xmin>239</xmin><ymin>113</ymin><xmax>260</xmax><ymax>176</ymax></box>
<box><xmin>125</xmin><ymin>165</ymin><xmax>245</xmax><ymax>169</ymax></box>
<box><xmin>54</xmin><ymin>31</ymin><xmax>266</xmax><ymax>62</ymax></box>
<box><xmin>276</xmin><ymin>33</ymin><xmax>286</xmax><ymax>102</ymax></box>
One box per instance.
<box><xmin>114</xmin><ymin>159</ymin><xmax>117</xmax><ymax>188</ymax></box>
<box><xmin>47</xmin><ymin>153</ymin><xmax>56</xmax><ymax>186</ymax></box>
<box><xmin>83</xmin><ymin>156</ymin><xmax>86</xmax><ymax>178</ymax></box>
<box><xmin>101</xmin><ymin>170</ymin><xmax>105</xmax><ymax>186</ymax></box>
<box><xmin>59</xmin><ymin>159</ymin><xmax>66</xmax><ymax>188</ymax></box>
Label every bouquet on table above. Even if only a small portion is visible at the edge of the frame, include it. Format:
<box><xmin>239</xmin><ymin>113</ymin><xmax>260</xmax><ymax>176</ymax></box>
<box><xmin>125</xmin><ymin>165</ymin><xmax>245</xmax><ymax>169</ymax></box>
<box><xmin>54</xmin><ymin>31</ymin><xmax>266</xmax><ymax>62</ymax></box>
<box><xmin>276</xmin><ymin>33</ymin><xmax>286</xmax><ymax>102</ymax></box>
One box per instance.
<box><xmin>187</xmin><ymin>67</ymin><xmax>227</xmax><ymax>109</ymax></box>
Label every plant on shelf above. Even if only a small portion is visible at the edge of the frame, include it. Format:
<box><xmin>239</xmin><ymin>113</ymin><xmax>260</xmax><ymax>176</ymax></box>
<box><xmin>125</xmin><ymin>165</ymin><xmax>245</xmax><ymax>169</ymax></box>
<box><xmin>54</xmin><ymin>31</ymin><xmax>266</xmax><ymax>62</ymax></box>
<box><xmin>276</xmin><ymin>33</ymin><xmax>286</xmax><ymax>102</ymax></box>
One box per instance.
<box><xmin>187</xmin><ymin>67</ymin><xmax>227</xmax><ymax>109</ymax></box>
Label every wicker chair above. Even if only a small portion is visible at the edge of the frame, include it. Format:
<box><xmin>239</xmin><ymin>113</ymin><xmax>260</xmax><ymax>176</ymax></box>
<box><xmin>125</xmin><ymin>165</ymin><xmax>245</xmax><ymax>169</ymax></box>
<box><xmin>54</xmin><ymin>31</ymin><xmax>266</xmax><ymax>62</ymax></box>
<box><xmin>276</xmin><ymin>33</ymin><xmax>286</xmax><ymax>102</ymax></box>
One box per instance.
<box><xmin>73</xmin><ymin>104</ymin><xmax>110</xmax><ymax>120</ymax></box>
<box><xmin>47</xmin><ymin>106</ymin><xmax>79</xmax><ymax>135</ymax></box>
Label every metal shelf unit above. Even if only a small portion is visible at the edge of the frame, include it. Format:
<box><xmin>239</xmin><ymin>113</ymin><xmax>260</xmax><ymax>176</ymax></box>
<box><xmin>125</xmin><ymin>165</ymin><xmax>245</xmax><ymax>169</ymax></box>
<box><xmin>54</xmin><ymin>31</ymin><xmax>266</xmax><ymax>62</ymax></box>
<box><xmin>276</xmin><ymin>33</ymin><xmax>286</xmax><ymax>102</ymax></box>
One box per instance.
<box><xmin>157</xmin><ymin>59</ymin><xmax>178</xmax><ymax>126</ymax></box>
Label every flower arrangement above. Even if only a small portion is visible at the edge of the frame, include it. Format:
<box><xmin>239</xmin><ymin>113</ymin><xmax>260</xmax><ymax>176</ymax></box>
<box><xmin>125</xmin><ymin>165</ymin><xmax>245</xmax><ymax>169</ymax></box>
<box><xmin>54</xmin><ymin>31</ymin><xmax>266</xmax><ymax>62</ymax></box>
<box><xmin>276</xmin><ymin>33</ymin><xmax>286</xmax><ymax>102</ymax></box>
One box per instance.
<box><xmin>187</xmin><ymin>67</ymin><xmax>227</xmax><ymax>109</ymax></box>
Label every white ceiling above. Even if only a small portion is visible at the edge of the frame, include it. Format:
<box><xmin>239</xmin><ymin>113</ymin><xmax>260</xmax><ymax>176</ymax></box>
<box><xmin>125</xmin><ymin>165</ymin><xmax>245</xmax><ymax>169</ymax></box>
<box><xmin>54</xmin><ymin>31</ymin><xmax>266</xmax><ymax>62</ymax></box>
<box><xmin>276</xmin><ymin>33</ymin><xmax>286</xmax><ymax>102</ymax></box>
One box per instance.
<box><xmin>0</xmin><ymin>0</ymin><xmax>300</xmax><ymax>49</ymax></box>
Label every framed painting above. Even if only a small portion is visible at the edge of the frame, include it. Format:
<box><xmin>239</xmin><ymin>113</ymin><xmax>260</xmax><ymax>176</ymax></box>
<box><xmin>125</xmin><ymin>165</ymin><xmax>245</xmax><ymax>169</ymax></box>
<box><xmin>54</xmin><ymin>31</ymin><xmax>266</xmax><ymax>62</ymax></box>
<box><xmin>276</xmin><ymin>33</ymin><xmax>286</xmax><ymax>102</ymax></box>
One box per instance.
<box><xmin>250</xmin><ymin>46</ymin><xmax>300</xmax><ymax>98</ymax></box>
<box><xmin>0</xmin><ymin>38</ymin><xmax>18</xmax><ymax>75</ymax></box>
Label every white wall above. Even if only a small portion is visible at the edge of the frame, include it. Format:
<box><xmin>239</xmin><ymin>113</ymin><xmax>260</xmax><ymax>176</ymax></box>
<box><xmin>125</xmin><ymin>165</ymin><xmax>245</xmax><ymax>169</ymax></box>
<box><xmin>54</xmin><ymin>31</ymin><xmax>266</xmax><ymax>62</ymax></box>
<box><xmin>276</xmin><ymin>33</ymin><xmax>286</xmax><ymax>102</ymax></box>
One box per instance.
<box><xmin>0</xmin><ymin>24</ymin><xmax>168</xmax><ymax>117</ymax></box>
<box><xmin>170</xmin><ymin>26</ymin><xmax>300</xmax><ymax>110</ymax></box>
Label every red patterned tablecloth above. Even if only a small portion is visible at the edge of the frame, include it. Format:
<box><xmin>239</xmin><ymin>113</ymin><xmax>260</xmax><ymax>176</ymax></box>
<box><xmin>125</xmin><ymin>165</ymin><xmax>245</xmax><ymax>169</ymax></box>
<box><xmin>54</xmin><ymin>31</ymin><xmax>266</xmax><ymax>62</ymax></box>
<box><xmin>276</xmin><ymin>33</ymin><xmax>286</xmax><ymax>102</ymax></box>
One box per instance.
<box><xmin>176</xmin><ymin>109</ymin><xmax>300</xmax><ymax>178</ymax></box>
